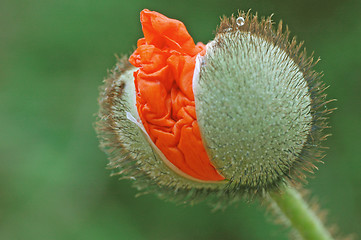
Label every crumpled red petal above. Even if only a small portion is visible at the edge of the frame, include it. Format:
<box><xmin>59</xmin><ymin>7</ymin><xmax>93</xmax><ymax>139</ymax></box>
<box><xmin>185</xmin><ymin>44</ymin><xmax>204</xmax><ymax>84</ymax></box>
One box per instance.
<box><xmin>129</xmin><ymin>9</ymin><xmax>224</xmax><ymax>181</ymax></box>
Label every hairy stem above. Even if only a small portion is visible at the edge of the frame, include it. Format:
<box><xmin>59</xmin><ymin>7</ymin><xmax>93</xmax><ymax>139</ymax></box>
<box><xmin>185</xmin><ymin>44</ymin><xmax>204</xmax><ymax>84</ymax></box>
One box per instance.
<box><xmin>269</xmin><ymin>185</ymin><xmax>333</xmax><ymax>240</ymax></box>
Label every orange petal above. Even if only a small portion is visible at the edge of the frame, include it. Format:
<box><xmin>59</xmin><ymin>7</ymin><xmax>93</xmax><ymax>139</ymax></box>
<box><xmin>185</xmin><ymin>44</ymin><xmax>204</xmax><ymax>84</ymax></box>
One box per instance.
<box><xmin>129</xmin><ymin>9</ymin><xmax>224</xmax><ymax>181</ymax></box>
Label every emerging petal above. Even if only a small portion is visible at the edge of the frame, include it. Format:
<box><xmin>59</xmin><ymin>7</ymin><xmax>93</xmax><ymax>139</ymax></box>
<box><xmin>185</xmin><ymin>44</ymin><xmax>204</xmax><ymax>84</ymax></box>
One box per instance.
<box><xmin>129</xmin><ymin>9</ymin><xmax>224</xmax><ymax>181</ymax></box>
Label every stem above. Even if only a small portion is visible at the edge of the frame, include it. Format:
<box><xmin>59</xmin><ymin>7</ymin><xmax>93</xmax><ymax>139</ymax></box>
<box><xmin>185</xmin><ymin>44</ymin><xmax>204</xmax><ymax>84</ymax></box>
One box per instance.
<box><xmin>269</xmin><ymin>185</ymin><xmax>333</xmax><ymax>240</ymax></box>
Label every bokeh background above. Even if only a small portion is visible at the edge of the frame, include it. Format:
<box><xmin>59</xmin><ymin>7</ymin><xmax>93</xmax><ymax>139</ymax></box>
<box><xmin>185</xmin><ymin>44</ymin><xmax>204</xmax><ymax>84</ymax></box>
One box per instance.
<box><xmin>1</xmin><ymin>0</ymin><xmax>360</xmax><ymax>239</ymax></box>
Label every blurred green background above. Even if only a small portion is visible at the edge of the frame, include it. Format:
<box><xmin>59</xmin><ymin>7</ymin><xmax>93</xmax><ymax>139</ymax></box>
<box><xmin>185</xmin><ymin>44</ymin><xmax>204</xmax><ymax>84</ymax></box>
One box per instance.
<box><xmin>1</xmin><ymin>0</ymin><xmax>360</xmax><ymax>239</ymax></box>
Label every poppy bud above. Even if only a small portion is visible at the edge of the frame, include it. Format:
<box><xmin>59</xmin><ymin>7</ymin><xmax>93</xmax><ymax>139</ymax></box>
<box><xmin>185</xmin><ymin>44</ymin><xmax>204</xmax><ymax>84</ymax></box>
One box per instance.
<box><xmin>95</xmin><ymin>9</ymin><xmax>332</xmax><ymax>204</ymax></box>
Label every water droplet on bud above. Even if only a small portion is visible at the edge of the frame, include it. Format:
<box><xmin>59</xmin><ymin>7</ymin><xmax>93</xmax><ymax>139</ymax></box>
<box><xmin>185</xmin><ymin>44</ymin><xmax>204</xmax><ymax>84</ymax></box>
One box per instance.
<box><xmin>236</xmin><ymin>17</ymin><xmax>245</xmax><ymax>26</ymax></box>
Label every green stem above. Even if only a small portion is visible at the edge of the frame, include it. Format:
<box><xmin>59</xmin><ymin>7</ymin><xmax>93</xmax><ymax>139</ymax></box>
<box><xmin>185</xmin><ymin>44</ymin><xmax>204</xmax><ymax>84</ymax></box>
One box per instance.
<box><xmin>269</xmin><ymin>185</ymin><xmax>333</xmax><ymax>240</ymax></box>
